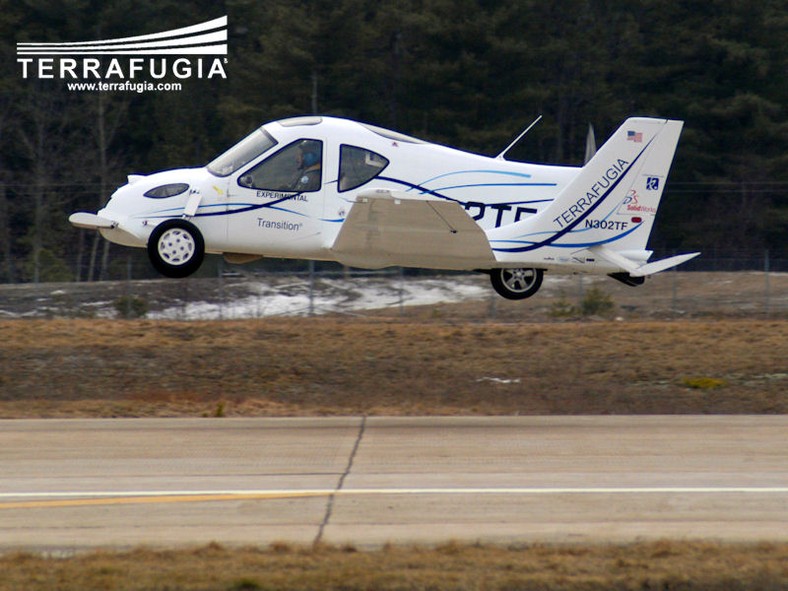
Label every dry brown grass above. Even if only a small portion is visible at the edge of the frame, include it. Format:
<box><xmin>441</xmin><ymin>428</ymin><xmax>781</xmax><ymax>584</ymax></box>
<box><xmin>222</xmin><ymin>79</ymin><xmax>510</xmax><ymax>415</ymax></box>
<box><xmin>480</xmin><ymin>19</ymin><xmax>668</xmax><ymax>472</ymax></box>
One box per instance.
<box><xmin>1</xmin><ymin>541</ymin><xmax>785</xmax><ymax>591</ymax></box>
<box><xmin>0</xmin><ymin>318</ymin><xmax>785</xmax><ymax>417</ymax></box>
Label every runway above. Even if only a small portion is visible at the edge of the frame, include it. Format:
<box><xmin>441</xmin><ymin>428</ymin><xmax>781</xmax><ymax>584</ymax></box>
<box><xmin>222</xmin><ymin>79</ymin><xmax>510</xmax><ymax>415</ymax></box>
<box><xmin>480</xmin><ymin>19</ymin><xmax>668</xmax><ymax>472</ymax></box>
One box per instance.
<box><xmin>1</xmin><ymin>416</ymin><xmax>786</xmax><ymax>549</ymax></box>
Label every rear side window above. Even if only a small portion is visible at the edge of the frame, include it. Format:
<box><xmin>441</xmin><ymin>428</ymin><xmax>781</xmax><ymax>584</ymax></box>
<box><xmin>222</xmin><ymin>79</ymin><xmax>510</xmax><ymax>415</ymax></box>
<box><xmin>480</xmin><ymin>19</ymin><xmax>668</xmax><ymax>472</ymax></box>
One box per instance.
<box><xmin>339</xmin><ymin>145</ymin><xmax>389</xmax><ymax>192</ymax></box>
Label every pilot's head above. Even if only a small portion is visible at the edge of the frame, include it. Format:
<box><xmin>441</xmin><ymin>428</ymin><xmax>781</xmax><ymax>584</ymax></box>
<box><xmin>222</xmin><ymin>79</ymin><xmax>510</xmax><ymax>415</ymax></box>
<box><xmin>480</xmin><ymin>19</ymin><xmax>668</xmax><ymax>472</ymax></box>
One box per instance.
<box><xmin>302</xmin><ymin>150</ymin><xmax>319</xmax><ymax>168</ymax></box>
<box><xmin>296</xmin><ymin>141</ymin><xmax>319</xmax><ymax>169</ymax></box>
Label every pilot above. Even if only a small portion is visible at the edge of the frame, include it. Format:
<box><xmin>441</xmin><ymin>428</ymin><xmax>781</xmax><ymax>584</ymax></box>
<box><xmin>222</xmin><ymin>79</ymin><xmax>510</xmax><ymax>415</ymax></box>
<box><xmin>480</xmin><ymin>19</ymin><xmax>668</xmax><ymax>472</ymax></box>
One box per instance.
<box><xmin>293</xmin><ymin>144</ymin><xmax>321</xmax><ymax>192</ymax></box>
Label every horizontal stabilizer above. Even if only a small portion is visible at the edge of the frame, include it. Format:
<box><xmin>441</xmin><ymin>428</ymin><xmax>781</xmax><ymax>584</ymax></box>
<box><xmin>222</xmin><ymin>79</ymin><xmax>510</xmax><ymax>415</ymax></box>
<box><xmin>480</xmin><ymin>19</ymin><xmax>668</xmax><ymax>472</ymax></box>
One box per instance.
<box><xmin>69</xmin><ymin>212</ymin><xmax>116</xmax><ymax>230</ymax></box>
<box><xmin>591</xmin><ymin>245</ymin><xmax>699</xmax><ymax>276</ymax></box>
<box><xmin>631</xmin><ymin>252</ymin><xmax>701</xmax><ymax>276</ymax></box>
<box><xmin>331</xmin><ymin>189</ymin><xmax>494</xmax><ymax>270</ymax></box>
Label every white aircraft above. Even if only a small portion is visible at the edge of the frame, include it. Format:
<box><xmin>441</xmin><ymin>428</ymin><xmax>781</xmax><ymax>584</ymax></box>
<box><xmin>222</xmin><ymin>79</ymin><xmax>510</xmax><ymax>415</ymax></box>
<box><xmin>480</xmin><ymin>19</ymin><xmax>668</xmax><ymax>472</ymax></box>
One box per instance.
<box><xmin>70</xmin><ymin>115</ymin><xmax>699</xmax><ymax>299</ymax></box>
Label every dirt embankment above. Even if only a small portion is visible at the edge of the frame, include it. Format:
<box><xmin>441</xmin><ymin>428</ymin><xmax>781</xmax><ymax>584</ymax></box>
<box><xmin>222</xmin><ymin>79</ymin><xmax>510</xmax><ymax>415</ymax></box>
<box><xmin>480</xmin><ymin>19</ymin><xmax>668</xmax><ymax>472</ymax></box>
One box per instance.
<box><xmin>1</xmin><ymin>318</ymin><xmax>785</xmax><ymax>417</ymax></box>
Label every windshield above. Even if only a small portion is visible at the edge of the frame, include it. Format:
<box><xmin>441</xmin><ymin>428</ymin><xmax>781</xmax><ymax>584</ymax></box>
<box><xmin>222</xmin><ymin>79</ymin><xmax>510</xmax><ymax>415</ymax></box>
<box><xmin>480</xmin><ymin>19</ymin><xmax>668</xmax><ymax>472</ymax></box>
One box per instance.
<box><xmin>207</xmin><ymin>128</ymin><xmax>278</xmax><ymax>177</ymax></box>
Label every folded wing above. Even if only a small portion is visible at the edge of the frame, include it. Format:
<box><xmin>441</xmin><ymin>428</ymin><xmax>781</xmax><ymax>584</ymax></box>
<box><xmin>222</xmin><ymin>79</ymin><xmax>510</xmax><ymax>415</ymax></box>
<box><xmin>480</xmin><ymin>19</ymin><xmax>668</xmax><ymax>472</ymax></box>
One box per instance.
<box><xmin>331</xmin><ymin>189</ymin><xmax>495</xmax><ymax>270</ymax></box>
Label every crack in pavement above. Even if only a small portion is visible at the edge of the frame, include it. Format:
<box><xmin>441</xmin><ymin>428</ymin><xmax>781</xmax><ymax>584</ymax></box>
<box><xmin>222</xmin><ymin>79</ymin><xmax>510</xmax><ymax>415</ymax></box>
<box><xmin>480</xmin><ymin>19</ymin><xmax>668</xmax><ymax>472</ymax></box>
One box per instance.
<box><xmin>314</xmin><ymin>415</ymin><xmax>367</xmax><ymax>545</ymax></box>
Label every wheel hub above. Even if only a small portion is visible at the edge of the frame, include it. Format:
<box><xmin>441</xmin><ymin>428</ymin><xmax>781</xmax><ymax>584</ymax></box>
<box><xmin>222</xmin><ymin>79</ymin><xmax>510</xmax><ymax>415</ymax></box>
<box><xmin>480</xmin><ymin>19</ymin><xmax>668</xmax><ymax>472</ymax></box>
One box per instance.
<box><xmin>157</xmin><ymin>228</ymin><xmax>195</xmax><ymax>266</ymax></box>
<box><xmin>503</xmin><ymin>268</ymin><xmax>536</xmax><ymax>292</ymax></box>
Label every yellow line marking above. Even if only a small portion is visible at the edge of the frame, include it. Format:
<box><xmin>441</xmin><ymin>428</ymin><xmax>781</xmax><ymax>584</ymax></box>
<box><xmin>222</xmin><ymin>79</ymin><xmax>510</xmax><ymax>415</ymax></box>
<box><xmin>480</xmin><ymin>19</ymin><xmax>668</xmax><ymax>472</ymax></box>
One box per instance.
<box><xmin>0</xmin><ymin>492</ymin><xmax>328</xmax><ymax>510</ymax></box>
<box><xmin>2</xmin><ymin>487</ymin><xmax>785</xmax><ymax>510</ymax></box>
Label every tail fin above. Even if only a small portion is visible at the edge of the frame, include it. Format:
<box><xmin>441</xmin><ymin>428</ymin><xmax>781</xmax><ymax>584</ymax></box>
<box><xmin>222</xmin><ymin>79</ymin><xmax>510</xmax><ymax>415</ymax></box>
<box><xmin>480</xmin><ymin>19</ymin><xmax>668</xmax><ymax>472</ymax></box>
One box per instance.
<box><xmin>489</xmin><ymin>117</ymin><xmax>684</xmax><ymax>257</ymax></box>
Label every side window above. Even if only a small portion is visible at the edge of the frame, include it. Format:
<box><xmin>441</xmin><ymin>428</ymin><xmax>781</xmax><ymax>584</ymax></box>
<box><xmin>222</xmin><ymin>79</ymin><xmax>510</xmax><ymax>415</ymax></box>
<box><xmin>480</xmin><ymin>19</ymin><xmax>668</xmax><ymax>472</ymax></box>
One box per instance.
<box><xmin>238</xmin><ymin>139</ymin><xmax>323</xmax><ymax>193</ymax></box>
<box><xmin>339</xmin><ymin>145</ymin><xmax>389</xmax><ymax>192</ymax></box>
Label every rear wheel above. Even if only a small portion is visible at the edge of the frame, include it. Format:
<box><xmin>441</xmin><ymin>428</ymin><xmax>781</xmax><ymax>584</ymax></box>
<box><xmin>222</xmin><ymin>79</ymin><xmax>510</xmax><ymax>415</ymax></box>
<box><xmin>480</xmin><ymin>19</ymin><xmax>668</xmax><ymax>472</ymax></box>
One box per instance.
<box><xmin>489</xmin><ymin>268</ymin><xmax>544</xmax><ymax>300</ymax></box>
<box><xmin>147</xmin><ymin>219</ymin><xmax>205</xmax><ymax>278</ymax></box>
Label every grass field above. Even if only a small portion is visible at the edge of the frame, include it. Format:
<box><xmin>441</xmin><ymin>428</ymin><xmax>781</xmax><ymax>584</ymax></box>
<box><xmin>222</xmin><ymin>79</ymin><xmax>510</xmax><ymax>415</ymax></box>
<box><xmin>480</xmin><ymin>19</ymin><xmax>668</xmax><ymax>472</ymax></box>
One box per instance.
<box><xmin>2</xmin><ymin>541</ymin><xmax>787</xmax><ymax>591</ymax></box>
<box><xmin>0</xmin><ymin>317</ymin><xmax>785</xmax><ymax>417</ymax></box>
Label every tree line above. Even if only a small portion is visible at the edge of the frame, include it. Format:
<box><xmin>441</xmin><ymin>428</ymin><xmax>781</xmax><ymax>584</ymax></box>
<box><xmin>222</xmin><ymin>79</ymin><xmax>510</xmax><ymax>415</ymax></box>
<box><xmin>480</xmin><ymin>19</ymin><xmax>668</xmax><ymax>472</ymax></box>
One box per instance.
<box><xmin>0</xmin><ymin>0</ymin><xmax>785</xmax><ymax>282</ymax></box>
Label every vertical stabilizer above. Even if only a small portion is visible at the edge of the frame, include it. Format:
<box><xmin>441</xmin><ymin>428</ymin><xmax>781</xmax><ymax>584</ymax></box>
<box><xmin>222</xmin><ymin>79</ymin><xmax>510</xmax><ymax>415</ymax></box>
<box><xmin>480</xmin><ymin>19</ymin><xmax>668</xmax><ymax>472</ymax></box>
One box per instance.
<box><xmin>488</xmin><ymin>118</ymin><xmax>683</xmax><ymax>257</ymax></box>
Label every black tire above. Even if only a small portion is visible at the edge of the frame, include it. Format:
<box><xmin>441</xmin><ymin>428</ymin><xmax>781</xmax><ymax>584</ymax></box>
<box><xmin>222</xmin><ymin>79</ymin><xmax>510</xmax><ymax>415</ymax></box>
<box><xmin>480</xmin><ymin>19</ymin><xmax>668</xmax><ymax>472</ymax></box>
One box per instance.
<box><xmin>147</xmin><ymin>219</ymin><xmax>205</xmax><ymax>278</ymax></box>
<box><xmin>489</xmin><ymin>268</ymin><xmax>544</xmax><ymax>300</ymax></box>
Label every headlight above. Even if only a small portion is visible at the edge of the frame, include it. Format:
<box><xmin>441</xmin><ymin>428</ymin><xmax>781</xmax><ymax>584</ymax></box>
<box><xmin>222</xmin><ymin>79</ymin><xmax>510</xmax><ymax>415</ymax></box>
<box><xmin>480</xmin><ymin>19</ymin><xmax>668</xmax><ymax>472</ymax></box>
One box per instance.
<box><xmin>144</xmin><ymin>183</ymin><xmax>189</xmax><ymax>198</ymax></box>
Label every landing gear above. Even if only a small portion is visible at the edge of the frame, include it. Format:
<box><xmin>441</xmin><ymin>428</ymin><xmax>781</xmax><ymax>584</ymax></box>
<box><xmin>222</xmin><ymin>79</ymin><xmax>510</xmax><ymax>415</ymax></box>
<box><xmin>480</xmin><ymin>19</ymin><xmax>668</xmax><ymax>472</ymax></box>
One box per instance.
<box><xmin>609</xmin><ymin>272</ymin><xmax>646</xmax><ymax>287</ymax></box>
<box><xmin>489</xmin><ymin>268</ymin><xmax>544</xmax><ymax>300</ymax></box>
<box><xmin>147</xmin><ymin>219</ymin><xmax>205</xmax><ymax>278</ymax></box>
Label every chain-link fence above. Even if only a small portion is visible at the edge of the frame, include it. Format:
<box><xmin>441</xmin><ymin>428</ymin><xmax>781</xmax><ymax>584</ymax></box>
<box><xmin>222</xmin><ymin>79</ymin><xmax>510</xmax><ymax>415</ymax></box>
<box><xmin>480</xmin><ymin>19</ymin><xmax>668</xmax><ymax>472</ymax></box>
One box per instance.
<box><xmin>0</xmin><ymin>250</ymin><xmax>785</xmax><ymax>321</ymax></box>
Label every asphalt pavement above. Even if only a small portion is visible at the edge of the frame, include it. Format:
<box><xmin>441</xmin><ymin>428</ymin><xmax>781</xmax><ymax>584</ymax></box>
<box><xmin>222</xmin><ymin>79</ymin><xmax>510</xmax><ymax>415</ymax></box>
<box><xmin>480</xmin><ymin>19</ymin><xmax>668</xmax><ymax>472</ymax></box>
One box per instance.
<box><xmin>1</xmin><ymin>416</ymin><xmax>786</xmax><ymax>549</ymax></box>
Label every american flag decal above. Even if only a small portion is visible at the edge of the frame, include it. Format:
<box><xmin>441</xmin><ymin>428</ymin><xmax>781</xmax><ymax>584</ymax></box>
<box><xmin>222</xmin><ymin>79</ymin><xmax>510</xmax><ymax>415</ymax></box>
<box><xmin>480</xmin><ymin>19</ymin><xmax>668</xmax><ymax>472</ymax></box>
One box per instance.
<box><xmin>627</xmin><ymin>130</ymin><xmax>643</xmax><ymax>143</ymax></box>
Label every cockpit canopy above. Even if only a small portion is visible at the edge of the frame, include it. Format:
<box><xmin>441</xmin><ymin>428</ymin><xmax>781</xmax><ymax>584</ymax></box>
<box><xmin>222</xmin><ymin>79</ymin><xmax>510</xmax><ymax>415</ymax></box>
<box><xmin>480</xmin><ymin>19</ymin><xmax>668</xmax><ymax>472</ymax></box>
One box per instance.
<box><xmin>206</xmin><ymin>118</ymin><xmax>393</xmax><ymax>193</ymax></box>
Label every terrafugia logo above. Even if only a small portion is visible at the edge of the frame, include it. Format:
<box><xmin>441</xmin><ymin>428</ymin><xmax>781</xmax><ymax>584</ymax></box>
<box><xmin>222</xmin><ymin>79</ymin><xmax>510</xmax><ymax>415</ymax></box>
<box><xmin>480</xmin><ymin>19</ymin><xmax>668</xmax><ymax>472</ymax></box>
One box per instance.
<box><xmin>17</xmin><ymin>16</ymin><xmax>228</xmax><ymax>92</ymax></box>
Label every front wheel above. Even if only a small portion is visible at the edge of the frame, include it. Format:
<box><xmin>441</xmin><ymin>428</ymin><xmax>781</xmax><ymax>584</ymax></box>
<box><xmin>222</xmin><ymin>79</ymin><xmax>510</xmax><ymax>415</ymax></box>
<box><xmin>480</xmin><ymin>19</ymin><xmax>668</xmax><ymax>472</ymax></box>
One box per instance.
<box><xmin>147</xmin><ymin>219</ymin><xmax>205</xmax><ymax>278</ymax></box>
<box><xmin>489</xmin><ymin>268</ymin><xmax>544</xmax><ymax>300</ymax></box>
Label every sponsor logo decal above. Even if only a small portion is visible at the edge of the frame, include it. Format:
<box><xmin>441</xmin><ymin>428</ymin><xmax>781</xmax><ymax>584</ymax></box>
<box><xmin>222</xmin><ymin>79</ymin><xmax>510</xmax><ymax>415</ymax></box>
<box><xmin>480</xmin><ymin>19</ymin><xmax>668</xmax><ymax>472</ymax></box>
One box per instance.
<box><xmin>621</xmin><ymin>189</ymin><xmax>657</xmax><ymax>215</ymax></box>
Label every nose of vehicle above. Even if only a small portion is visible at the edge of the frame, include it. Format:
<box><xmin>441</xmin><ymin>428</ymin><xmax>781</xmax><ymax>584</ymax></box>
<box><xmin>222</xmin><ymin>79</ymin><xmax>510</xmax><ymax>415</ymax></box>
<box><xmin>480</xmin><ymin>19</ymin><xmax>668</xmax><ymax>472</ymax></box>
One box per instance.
<box><xmin>69</xmin><ymin>212</ymin><xmax>115</xmax><ymax>230</ymax></box>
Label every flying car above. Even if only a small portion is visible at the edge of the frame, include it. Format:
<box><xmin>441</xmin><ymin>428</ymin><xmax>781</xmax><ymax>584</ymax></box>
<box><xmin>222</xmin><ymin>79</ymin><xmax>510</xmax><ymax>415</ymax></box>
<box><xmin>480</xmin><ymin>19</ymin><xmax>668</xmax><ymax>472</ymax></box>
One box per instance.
<box><xmin>70</xmin><ymin>115</ymin><xmax>699</xmax><ymax>299</ymax></box>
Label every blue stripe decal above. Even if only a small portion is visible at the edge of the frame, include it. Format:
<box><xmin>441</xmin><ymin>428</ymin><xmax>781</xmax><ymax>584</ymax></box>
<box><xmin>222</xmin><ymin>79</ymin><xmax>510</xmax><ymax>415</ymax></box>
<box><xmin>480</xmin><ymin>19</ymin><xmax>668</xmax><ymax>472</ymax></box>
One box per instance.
<box><xmin>196</xmin><ymin>192</ymin><xmax>308</xmax><ymax>217</ymax></box>
<box><xmin>491</xmin><ymin>139</ymin><xmax>653</xmax><ymax>253</ymax></box>
<box><xmin>417</xmin><ymin>170</ymin><xmax>534</xmax><ymax>186</ymax></box>
<box><xmin>376</xmin><ymin>176</ymin><xmax>553</xmax><ymax>209</ymax></box>
<box><xmin>427</xmin><ymin>182</ymin><xmax>556</xmax><ymax>192</ymax></box>
<box><xmin>138</xmin><ymin>192</ymin><xmax>311</xmax><ymax>220</ymax></box>
<box><xmin>376</xmin><ymin>176</ymin><xmax>463</xmax><ymax>203</ymax></box>
<box><xmin>137</xmin><ymin>169</ymin><xmax>556</xmax><ymax>225</ymax></box>
<box><xmin>490</xmin><ymin>222</ymin><xmax>642</xmax><ymax>250</ymax></box>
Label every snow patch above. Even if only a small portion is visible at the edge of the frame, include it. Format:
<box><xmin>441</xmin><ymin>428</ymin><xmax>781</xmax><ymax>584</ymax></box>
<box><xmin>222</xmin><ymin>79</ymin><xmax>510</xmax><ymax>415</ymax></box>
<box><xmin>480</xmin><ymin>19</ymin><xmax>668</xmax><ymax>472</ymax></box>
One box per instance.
<box><xmin>147</xmin><ymin>276</ymin><xmax>490</xmax><ymax>320</ymax></box>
